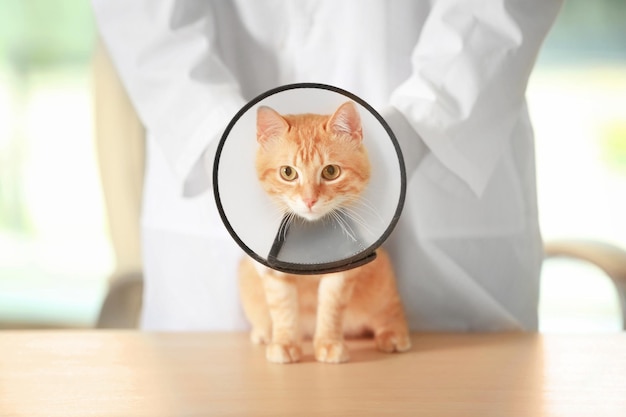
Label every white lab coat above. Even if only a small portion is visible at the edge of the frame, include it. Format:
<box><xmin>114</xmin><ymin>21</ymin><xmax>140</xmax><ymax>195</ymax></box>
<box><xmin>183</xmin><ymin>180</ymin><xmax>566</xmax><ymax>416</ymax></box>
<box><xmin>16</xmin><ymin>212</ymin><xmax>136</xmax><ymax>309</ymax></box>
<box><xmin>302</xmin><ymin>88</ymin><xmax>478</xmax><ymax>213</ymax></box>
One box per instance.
<box><xmin>92</xmin><ymin>0</ymin><xmax>562</xmax><ymax>331</ymax></box>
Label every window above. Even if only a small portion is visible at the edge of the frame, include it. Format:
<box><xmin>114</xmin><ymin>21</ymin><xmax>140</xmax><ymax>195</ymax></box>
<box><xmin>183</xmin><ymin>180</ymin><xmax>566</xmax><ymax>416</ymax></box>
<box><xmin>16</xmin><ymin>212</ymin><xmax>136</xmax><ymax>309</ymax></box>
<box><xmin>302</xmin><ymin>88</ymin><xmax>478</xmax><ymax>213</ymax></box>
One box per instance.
<box><xmin>531</xmin><ymin>0</ymin><xmax>626</xmax><ymax>331</ymax></box>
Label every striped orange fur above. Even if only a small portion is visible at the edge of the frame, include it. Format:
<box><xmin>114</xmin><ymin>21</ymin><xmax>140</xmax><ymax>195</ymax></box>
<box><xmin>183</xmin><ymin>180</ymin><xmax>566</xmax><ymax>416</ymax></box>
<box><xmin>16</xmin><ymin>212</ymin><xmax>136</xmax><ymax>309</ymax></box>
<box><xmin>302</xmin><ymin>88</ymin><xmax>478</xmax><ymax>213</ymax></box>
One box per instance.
<box><xmin>239</xmin><ymin>101</ymin><xmax>411</xmax><ymax>364</ymax></box>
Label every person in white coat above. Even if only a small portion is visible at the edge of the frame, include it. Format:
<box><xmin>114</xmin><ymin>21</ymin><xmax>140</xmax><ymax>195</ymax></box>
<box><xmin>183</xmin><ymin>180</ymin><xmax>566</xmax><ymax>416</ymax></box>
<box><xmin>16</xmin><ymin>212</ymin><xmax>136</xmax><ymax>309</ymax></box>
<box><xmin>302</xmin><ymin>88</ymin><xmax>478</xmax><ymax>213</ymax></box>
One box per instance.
<box><xmin>92</xmin><ymin>0</ymin><xmax>563</xmax><ymax>331</ymax></box>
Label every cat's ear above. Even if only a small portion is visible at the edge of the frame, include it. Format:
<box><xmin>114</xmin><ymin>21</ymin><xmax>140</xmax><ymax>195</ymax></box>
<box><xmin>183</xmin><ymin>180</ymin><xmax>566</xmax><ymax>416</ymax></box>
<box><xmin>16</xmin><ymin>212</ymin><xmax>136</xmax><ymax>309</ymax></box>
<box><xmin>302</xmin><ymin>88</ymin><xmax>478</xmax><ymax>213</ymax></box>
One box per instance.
<box><xmin>327</xmin><ymin>101</ymin><xmax>362</xmax><ymax>142</ymax></box>
<box><xmin>257</xmin><ymin>106</ymin><xmax>289</xmax><ymax>146</ymax></box>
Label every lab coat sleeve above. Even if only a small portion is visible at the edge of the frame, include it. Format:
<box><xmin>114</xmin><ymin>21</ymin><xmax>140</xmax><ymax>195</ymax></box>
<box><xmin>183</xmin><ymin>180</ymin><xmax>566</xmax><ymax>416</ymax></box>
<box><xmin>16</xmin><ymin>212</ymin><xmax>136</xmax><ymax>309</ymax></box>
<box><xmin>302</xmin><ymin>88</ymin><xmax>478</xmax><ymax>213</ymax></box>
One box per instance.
<box><xmin>91</xmin><ymin>0</ymin><xmax>246</xmax><ymax>196</ymax></box>
<box><xmin>390</xmin><ymin>0</ymin><xmax>563</xmax><ymax>196</ymax></box>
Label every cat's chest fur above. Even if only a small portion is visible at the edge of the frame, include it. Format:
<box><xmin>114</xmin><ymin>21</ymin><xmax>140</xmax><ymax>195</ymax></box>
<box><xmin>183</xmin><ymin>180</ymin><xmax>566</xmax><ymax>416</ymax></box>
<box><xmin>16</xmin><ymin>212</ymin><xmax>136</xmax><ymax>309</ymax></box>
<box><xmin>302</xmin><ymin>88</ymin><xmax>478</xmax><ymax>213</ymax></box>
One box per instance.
<box><xmin>247</xmin><ymin>255</ymin><xmax>390</xmax><ymax>339</ymax></box>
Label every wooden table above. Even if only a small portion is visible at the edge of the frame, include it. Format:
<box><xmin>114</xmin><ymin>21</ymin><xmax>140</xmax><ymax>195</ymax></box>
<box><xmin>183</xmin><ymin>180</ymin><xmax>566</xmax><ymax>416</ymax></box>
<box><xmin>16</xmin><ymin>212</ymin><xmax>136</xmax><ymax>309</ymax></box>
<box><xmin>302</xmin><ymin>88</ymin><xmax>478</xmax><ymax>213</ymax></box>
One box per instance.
<box><xmin>1</xmin><ymin>332</ymin><xmax>625</xmax><ymax>416</ymax></box>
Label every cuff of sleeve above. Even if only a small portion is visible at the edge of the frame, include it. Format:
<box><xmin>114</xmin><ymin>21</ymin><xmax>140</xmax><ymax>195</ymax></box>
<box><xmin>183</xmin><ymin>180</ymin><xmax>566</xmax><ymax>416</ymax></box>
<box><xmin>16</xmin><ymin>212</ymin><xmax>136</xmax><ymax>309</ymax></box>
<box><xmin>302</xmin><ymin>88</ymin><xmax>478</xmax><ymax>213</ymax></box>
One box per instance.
<box><xmin>176</xmin><ymin>97</ymin><xmax>246</xmax><ymax>198</ymax></box>
<box><xmin>390</xmin><ymin>94</ymin><xmax>518</xmax><ymax>197</ymax></box>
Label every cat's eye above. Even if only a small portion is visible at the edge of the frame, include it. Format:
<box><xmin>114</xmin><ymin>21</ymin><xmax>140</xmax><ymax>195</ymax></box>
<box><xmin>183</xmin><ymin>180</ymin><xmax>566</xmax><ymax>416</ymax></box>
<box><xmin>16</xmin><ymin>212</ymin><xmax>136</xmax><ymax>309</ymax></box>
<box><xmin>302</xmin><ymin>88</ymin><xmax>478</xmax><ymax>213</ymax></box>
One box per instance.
<box><xmin>321</xmin><ymin>164</ymin><xmax>341</xmax><ymax>181</ymax></box>
<box><xmin>279</xmin><ymin>166</ymin><xmax>298</xmax><ymax>181</ymax></box>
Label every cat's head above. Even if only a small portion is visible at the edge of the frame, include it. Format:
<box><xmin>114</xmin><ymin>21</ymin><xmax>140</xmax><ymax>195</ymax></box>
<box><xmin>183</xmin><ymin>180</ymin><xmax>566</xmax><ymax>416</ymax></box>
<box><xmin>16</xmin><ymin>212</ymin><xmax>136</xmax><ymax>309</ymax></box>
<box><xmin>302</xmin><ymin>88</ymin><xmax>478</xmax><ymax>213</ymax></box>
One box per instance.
<box><xmin>255</xmin><ymin>101</ymin><xmax>370</xmax><ymax>222</ymax></box>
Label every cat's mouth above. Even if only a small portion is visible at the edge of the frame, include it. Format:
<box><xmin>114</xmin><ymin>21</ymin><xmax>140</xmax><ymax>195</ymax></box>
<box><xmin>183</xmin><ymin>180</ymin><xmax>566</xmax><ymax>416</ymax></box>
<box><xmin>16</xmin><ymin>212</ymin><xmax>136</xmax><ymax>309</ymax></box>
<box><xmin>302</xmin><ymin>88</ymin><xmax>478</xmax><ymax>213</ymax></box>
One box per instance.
<box><xmin>281</xmin><ymin>198</ymin><xmax>325</xmax><ymax>222</ymax></box>
<box><xmin>297</xmin><ymin>211</ymin><xmax>325</xmax><ymax>222</ymax></box>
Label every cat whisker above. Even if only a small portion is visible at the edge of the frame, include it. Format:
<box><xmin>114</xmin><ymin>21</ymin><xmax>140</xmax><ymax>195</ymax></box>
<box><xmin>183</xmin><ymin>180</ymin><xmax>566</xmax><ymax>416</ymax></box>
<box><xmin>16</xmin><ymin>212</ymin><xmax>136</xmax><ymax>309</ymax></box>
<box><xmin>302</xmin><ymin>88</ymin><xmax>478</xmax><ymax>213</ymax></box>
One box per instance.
<box><xmin>277</xmin><ymin>217</ymin><xmax>287</xmax><ymax>241</ymax></box>
<box><xmin>350</xmin><ymin>195</ymin><xmax>383</xmax><ymax>216</ymax></box>
<box><xmin>279</xmin><ymin>211</ymin><xmax>298</xmax><ymax>241</ymax></box>
<box><xmin>329</xmin><ymin>210</ymin><xmax>358</xmax><ymax>242</ymax></box>
<box><xmin>338</xmin><ymin>205</ymin><xmax>370</xmax><ymax>227</ymax></box>
<box><xmin>337</xmin><ymin>207</ymin><xmax>375</xmax><ymax>239</ymax></box>
<box><xmin>338</xmin><ymin>196</ymin><xmax>383</xmax><ymax>236</ymax></box>
<box><xmin>344</xmin><ymin>196</ymin><xmax>385</xmax><ymax>227</ymax></box>
<box><xmin>257</xmin><ymin>197</ymin><xmax>289</xmax><ymax>225</ymax></box>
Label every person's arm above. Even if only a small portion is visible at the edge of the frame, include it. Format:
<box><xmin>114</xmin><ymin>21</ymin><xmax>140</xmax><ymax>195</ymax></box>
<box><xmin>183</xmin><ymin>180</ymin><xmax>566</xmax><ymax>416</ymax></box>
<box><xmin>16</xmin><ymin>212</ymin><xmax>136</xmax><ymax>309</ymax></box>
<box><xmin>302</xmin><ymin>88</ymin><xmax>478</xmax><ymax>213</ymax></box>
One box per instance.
<box><xmin>92</xmin><ymin>0</ymin><xmax>246</xmax><ymax>196</ymax></box>
<box><xmin>387</xmin><ymin>0</ymin><xmax>563</xmax><ymax>195</ymax></box>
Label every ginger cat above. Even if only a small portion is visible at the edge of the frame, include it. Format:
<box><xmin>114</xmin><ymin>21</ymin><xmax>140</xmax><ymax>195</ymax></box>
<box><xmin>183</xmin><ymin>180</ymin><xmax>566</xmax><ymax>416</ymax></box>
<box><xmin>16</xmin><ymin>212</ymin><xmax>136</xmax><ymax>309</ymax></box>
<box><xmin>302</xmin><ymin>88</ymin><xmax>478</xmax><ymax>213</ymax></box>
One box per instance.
<box><xmin>238</xmin><ymin>101</ymin><xmax>411</xmax><ymax>364</ymax></box>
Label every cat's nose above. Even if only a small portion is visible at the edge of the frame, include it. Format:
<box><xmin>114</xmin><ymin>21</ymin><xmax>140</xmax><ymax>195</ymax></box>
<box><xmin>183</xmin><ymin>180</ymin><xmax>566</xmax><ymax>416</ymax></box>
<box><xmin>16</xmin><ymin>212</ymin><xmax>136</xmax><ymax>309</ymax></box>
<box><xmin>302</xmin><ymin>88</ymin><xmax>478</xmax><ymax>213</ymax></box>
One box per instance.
<box><xmin>303</xmin><ymin>197</ymin><xmax>318</xmax><ymax>209</ymax></box>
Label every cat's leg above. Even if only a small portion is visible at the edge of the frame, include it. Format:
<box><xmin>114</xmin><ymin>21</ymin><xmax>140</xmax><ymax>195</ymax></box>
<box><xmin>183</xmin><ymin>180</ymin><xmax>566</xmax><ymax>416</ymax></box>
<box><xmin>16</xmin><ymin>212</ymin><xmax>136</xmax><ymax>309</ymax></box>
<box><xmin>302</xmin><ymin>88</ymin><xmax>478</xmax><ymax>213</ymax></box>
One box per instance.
<box><xmin>238</xmin><ymin>259</ymin><xmax>272</xmax><ymax>345</ymax></box>
<box><xmin>314</xmin><ymin>273</ymin><xmax>356</xmax><ymax>363</ymax></box>
<box><xmin>371</xmin><ymin>297</ymin><xmax>412</xmax><ymax>353</ymax></box>
<box><xmin>250</xmin><ymin>325</ymin><xmax>271</xmax><ymax>345</ymax></box>
<box><xmin>261</xmin><ymin>272</ymin><xmax>302</xmax><ymax>363</ymax></box>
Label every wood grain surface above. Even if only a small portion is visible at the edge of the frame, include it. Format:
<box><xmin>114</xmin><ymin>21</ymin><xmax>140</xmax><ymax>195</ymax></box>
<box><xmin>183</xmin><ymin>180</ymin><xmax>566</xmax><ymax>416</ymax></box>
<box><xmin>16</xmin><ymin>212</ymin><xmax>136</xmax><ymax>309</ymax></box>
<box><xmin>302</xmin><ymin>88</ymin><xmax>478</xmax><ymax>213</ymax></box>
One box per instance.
<box><xmin>1</xmin><ymin>332</ymin><xmax>625</xmax><ymax>416</ymax></box>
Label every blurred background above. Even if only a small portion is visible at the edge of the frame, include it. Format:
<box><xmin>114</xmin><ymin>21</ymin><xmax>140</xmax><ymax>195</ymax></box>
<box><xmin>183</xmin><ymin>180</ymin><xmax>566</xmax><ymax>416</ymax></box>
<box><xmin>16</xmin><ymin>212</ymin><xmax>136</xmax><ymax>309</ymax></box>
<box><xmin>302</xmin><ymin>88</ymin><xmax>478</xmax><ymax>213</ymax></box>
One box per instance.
<box><xmin>0</xmin><ymin>0</ymin><xmax>625</xmax><ymax>331</ymax></box>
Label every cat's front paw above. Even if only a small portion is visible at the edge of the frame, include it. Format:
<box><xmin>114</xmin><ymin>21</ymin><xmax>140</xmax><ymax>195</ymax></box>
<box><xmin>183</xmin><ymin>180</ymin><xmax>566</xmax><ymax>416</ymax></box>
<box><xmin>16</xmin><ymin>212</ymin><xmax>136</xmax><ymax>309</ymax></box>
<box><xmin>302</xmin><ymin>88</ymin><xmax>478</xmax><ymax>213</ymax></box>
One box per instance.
<box><xmin>375</xmin><ymin>330</ymin><xmax>412</xmax><ymax>353</ymax></box>
<box><xmin>250</xmin><ymin>327</ymin><xmax>271</xmax><ymax>345</ymax></box>
<box><xmin>266</xmin><ymin>342</ymin><xmax>302</xmax><ymax>364</ymax></box>
<box><xmin>314</xmin><ymin>340</ymin><xmax>350</xmax><ymax>364</ymax></box>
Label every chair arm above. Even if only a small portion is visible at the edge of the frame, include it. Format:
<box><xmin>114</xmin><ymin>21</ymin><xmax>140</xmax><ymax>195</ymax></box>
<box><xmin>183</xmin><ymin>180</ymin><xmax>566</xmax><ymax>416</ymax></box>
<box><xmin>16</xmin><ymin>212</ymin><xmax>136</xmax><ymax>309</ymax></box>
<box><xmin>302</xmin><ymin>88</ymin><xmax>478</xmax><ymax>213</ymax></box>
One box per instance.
<box><xmin>96</xmin><ymin>270</ymin><xmax>143</xmax><ymax>329</ymax></box>
<box><xmin>544</xmin><ymin>240</ymin><xmax>626</xmax><ymax>329</ymax></box>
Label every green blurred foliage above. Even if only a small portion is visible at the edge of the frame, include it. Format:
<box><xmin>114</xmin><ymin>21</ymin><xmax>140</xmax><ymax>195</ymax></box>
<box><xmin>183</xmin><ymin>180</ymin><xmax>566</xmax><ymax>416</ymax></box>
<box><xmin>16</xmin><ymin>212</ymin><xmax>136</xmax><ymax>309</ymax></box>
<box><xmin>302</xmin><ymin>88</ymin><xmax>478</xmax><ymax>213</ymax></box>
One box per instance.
<box><xmin>0</xmin><ymin>0</ymin><xmax>95</xmax><ymax>69</ymax></box>
<box><xmin>0</xmin><ymin>0</ymin><xmax>95</xmax><ymax>233</ymax></box>
<box><xmin>541</xmin><ymin>0</ymin><xmax>626</xmax><ymax>63</ymax></box>
<box><xmin>602</xmin><ymin>122</ymin><xmax>626</xmax><ymax>174</ymax></box>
